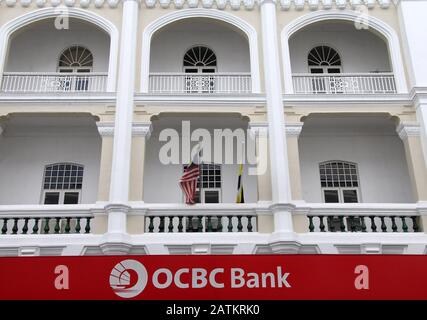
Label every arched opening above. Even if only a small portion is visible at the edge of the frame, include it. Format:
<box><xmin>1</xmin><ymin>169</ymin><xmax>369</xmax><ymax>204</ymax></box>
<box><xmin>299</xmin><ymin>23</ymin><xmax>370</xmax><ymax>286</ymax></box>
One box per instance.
<box><xmin>282</xmin><ymin>11</ymin><xmax>408</xmax><ymax>94</ymax></box>
<box><xmin>0</xmin><ymin>8</ymin><xmax>118</xmax><ymax>92</ymax></box>
<box><xmin>142</xmin><ymin>9</ymin><xmax>260</xmax><ymax>94</ymax></box>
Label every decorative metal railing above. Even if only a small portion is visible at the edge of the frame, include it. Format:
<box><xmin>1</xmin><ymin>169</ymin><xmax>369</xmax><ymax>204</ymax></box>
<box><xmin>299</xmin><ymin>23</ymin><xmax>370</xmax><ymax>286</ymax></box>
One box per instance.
<box><xmin>292</xmin><ymin>73</ymin><xmax>397</xmax><ymax>94</ymax></box>
<box><xmin>149</xmin><ymin>73</ymin><xmax>252</xmax><ymax>94</ymax></box>
<box><xmin>1</xmin><ymin>72</ymin><xmax>108</xmax><ymax>93</ymax></box>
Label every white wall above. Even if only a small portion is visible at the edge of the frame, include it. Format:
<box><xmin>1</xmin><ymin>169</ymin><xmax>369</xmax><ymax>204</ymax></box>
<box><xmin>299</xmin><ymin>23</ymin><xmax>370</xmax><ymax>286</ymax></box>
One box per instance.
<box><xmin>143</xmin><ymin>116</ymin><xmax>258</xmax><ymax>203</ymax></box>
<box><xmin>150</xmin><ymin>19</ymin><xmax>250</xmax><ymax>73</ymax></box>
<box><xmin>5</xmin><ymin>19</ymin><xmax>110</xmax><ymax>72</ymax></box>
<box><xmin>0</xmin><ymin>116</ymin><xmax>101</xmax><ymax>205</ymax></box>
<box><xmin>299</xmin><ymin>116</ymin><xmax>413</xmax><ymax>203</ymax></box>
<box><xmin>289</xmin><ymin>22</ymin><xmax>391</xmax><ymax>73</ymax></box>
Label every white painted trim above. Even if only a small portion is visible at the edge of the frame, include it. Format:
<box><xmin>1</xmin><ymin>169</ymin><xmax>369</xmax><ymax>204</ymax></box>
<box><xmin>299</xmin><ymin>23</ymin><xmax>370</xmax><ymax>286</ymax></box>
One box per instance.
<box><xmin>281</xmin><ymin>10</ymin><xmax>409</xmax><ymax>94</ymax></box>
<box><xmin>140</xmin><ymin>8</ymin><xmax>261</xmax><ymax>94</ymax></box>
<box><xmin>0</xmin><ymin>7</ymin><xmax>119</xmax><ymax>92</ymax></box>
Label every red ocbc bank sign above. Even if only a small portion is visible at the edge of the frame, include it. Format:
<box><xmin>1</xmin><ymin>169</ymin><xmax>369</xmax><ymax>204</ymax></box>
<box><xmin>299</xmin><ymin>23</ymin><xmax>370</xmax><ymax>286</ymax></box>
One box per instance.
<box><xmin>0</xmin><ymin>255</ymin><xmax>426</xmax><ymax>300</ymax></box>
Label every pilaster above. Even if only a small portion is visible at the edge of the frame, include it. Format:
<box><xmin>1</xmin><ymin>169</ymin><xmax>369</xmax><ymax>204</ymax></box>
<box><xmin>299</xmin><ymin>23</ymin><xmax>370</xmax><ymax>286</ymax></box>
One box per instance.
<box><xmin>249</xmin><ymin>123</ymin><xmax>272</xmax><ymax>203</ymax></box>
<box><xmin>397</xmin><ymin>122</ymin><xmax>427</xmax><ymax>202</ymax></box>
<box><xmin>129</xmin><ymin>122</ymin><xmax>152</xmax><ymax>201</ymax></box>
<box><xmin>285</xmin><ymin>122</ymin><xmax>303</xmax><ymax>201</ymax></box>
<box><xmin>96</xmin><ymin>122</ymin><xmax>114</xmax><ymax>202</ymax></box>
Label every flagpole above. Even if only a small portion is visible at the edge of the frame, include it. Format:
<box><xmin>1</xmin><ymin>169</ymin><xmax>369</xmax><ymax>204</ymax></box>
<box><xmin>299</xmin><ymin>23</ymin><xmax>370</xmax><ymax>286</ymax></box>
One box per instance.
<box><xmin>237</xmin><ymin>140</ymin><xmax>245</xmax><ymax>204</ymax></box>
<box><xmin>197</xmin><ymin>143</ymin><xmax>202</xmax><ymax>204</ymax></box>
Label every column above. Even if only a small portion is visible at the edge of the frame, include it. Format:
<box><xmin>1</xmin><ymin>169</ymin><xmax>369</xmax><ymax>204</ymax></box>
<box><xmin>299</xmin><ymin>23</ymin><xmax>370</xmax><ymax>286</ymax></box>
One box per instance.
<box><xmin>106</xmin><ymin>0</ymin><xmax>139</xmax><ymax>236</ymax></box>
<box><xmin>397</xmin><ymin>0</ymin><xmax>427</xmax><ymax>88</ymax></box>
<box><xmin>285</xmin><ymin>123</ymin><xmax>303</xmax><ymax>201</ymax></box>
<box><xmin>397</xmin><ymin>122</ymin><xmax>427</xmax><ymax>202</ymax></box>
<box><xmin>415</xmin><ymin>100</ymin><xmax>427</xmax><ymax>168</ymax></box>
<box><xmin>397</xmin><ymin>0</ymin><xmax>427</xmax><ymax>164</ymax></box>
<box><xmin>259</xmin><ymin>0</ymin><xmax>293</xmax><ymax>233</ymax></box>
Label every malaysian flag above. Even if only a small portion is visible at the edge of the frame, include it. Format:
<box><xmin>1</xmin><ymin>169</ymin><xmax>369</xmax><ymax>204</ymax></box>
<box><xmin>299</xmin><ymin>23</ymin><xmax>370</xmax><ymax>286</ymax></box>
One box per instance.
<box><xmin>180</xmin><ymin>150</ymin><xmax>200</xmax><ymax>205</ymax></box>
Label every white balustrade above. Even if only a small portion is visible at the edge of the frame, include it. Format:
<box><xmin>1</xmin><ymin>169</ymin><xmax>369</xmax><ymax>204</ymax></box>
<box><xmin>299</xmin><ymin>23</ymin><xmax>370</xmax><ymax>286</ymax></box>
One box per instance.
<box><xmin>149</xmin><ymin>73</ymin><xmax>252</xmax><ymax>94</ymax></box>
<box><xmin>292</xmin><ymin>73</ymin><xmax>397</xmax><ymax>94</ymax></box>
<box><xmin>1</xmin><ymin>72</ymin><xmax>108</xmax><ymax>93</ymax></box>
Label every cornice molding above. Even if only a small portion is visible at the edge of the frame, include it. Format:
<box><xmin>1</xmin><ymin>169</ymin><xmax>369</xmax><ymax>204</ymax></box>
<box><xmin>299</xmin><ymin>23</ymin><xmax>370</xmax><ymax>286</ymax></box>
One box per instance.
<box><xmin>96</xmin><ymin>121</ymin><xmax>115</xmax><ymax>137</ymax></box>
<box><xmin>248</xmin><ymin>122</ymin><xmax>269</xmax><ymax>136</ymax></box>
<box><xmin>132</xmin><ymin>122</ymin><xmax>153</xmax><ymax>138</ymax></box>
<box><xmin>396</xmin><ymin>122</ymin><xmax>421</xmax><ymax>140</ymax></box>
<box><xmin>285</xmin><ymin>122</ymin><xmax>303</xmax><ymax>137</ymax></box>
<box><xmin>0</xmin><ymin>0</ymin><xmax>392</xmax><ymax>10</ymax></box>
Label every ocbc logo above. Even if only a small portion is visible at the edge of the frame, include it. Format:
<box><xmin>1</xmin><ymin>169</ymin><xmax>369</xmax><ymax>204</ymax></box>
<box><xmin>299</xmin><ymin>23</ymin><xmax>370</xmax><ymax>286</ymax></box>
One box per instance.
<box><xmin>152</xmin><ymin>268</ymin><xmax>225</xmax><ymax>289</ymax></box>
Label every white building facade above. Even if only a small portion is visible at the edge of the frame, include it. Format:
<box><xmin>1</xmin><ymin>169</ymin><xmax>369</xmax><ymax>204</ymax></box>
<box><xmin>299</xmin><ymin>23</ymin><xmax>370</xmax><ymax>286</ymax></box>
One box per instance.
<box><xmin>0</xmin><ymin>0</ymin><xmax>427</xmax><ymax>256</ymax></box>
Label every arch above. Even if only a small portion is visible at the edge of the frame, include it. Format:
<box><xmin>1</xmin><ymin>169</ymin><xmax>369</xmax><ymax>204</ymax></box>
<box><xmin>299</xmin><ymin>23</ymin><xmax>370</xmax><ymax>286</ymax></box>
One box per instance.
<box><xmin>0</xmin><ymin>8</ymin><xmax>119</xmax><ymax>92</ymax></box>
<box><xmin>281</xmin><ymin>10</ymin><xmax>408</xmax><ymax>94</ymax></box>
<box><xmin>141</xmin><ymin>8</ymin><xmax>261</xmax><ymax>93</ymax></box>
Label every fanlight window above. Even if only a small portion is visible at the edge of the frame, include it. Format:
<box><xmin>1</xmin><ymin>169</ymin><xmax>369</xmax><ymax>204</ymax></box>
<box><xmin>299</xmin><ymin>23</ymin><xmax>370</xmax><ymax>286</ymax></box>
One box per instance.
<box><xmin>42</xmin><ymin>163</ymin><xmax>84</xmax><ymax>205</ymax></box>
<box><xmin>319</xmin><ymin>161</ymin><xmax>359</xmax><ymax>204</ymax></box>
<box><xmin>308</xmin><ymin>46</ymin><xmax>342</xmax><ymax>67</ymax></box>
<box><xmin>58</xmin><ymin>46</ymin><xmax>93</xmax><ymax>68</ymax></box>
<box><xmin>183</xmin><ymin>46</ymin><xmax>217</xmax><ymax>67</ymax></box>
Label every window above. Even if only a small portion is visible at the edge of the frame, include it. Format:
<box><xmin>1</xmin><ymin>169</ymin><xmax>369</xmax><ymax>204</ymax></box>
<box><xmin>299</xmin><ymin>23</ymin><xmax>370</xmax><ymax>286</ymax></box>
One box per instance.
<box><xmin>183</xmin><ymin>46</ymin><xmax>217</xmax><ymax>93</ymax></box>
<box><xmin>58</xmin><ymin>46</ymin><xmax>93</xmax><ymax>91</ymax></box>
<box><xmin>319</xmin><ymin>161</ymin><xmax>360</xmax><ymax>203</ymax></box>
<box><xmin>183</xmin><ymin>163</ymin><xmax>221</xmax><ymax>204</ymax></box>
<box><xmin>308</xmin><ymin>46</ymin><xmax>343</xmax><ymax>93</ymax></box>
<box><xmin>42</xmin><ymin>163</ymin><xmax>84</xmax><ymax>205</ymax></box>
<box><xmin>320</xmin><ymin>161</ymin><xmax>362</xmax><ymax>231</ymax></box>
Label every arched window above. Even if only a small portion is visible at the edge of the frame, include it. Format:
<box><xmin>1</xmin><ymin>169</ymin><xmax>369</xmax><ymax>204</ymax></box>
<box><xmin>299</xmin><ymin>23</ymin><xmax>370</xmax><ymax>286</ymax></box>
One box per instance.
<box><xmin>319</xmin><ymin>161</ymin><xmax>359</xmax><ymax>203</ymax></box>
<box><xmin>308</xmin><ymin>46</ymin><xmax>342</xmax><ymax>74</ymax></box>
<box><xmin>58</xmin><ymin>45</ymin><xmax>93</xmax><ymax>72</ymax></box>
<box><xmin>57</xmin><ymin>46</ymin><xmax>93</xmax><ymax>91</ymax></box>
<box><xmin>183</xmin><ymin>46</ymin><xmax>217</xmax><ymax>93</ymax></box>
<box><xmin>183</xmin><ymin>45</ymin><xmax>217</xmax><ymax>70</ymax></box>
<box><xmin>42</xmin><ymin>163</ymin><xmax>84</xmax><ymax>205</ymax></box>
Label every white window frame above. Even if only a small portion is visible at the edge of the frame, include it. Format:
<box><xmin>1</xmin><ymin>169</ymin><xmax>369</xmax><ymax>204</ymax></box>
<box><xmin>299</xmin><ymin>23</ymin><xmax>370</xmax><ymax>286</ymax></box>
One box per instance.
<box><xmin>182</xmin><ymin>164</ymin><xmax>222</xmax><ymax>204</ymax></box>
<box><xmin>198</xmin><ymin>187</ymin><xmax>222</xmax><ymax>204</ymax></box>
<box><xmin>321</xmin><ymin>187</ymin><xmax>360</xmax><ymax>203</ymax></box>
<box><xmin>41</xmin><ymin>190</ymin><xmax>82</xmax><ymax>205</ymax></box>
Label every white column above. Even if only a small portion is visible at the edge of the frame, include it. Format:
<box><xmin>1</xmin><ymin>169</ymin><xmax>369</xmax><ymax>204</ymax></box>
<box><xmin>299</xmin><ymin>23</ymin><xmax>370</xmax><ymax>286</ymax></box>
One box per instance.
<box><xmin>397</xmin><ymin>1</ymin><xmax>427</xmax><ymax>164</ymax></box>
<box><xmin>415</xmin><ymin>99</ymin><xmax>427</xmax><ymax>168</ymax></box>
<box><xmin>397</xmin><ymin>0</ymin><xmax>427</xmax><ymax>88</ymax></box>
<box><xmin>107</xmin><ymin>0</ymin><xmax>139</xmax><ymax>234</ymax></box>
<box><xmin>260</xmin><ymin>0</ymin><xmax>293</xmax><ymax>233</ymax></box>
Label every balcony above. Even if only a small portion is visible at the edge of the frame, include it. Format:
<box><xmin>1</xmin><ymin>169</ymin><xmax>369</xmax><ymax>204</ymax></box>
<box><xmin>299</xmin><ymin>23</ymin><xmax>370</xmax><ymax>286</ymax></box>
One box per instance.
<box><xmin>1</xmin><ymin>17</ymin><xmax>112</xmax><ymax>95</ymax></box>
<box><xmin>292</xmin><ymin>73</ymin><xmax>397</xmax><ymax>95</ymax></box>
<box><xmin>1</xmin><ymin>73</ymin><xmax>108</xmax><ymax>93</ymax></box>
<box><xmin>148</xmin><ymin>73</ymin><xmax>252</xmax><ymax>94</ymax></box>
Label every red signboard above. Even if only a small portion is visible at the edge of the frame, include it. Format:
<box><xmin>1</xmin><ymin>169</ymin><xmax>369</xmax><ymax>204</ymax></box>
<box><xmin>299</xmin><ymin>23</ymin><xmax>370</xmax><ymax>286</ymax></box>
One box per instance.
<box><xmin>0</xmin><ymin>255</ymin><xmax>426</xmax><ymax>300</ymax></box>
